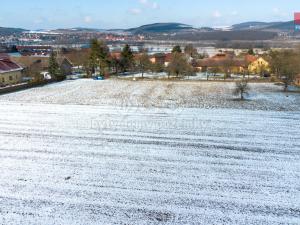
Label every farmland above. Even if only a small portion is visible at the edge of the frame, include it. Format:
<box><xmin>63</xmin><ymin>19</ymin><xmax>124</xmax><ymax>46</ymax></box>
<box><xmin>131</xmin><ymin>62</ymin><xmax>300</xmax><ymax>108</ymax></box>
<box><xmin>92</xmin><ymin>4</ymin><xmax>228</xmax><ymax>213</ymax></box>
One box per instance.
<box><xmin>0</xmin><ymin>80</ymin><xmax>299</xmax><ymax>224</ymax></box>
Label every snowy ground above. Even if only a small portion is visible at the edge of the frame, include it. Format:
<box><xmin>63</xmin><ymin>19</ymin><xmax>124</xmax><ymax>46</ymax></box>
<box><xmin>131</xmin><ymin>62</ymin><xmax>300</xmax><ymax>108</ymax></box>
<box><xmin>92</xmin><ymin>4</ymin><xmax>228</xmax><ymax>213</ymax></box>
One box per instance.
<box><xmin>0</xmin><ymin>79</ymin><xmax>299</xmax><ymax>224</ymax></box>
<box><xmin>119</xmin><ymin>72</ymin><xmax>263</xmax><ymax>81</ymax></box>
<box><xmin>0</xmin><ymin>79</ymin><xmax>299</xmax><ymax>111</ymax></box>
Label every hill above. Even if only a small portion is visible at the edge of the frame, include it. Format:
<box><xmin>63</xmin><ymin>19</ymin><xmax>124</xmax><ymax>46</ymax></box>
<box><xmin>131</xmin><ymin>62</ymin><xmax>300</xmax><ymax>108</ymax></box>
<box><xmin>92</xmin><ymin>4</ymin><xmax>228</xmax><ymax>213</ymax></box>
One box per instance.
<box><xmin>0</xmin><ymin>27</ymin><xmax>27</xmax><ymax>35</ymax></box>
<box><xmin>232</xmin><ymin>21</ymin><xmax>295</xmax><ymax>32</ymax></box>
<box><xmin>231</xmin><ymin>22</ymin><xmax>282</xmax><ymax>30</ymax></box>
<box><xmin>155</xmin><ymin>30</ymin><xmax>277</xmax><ymax>41</ymax></box>
<box><xmin>263</xmin><ymin>21</ymin><xmax>295</xmax><ymax>31</ymax></box>
<box><xmin>126</xmin><ymin>23</ymin><xmax>194</xmax><ymax>34</ymax></box>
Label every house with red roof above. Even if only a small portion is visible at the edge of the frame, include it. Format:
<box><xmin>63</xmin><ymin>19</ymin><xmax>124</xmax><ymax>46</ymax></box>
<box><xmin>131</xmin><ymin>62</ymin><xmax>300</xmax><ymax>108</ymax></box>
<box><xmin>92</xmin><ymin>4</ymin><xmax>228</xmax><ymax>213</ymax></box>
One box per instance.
<box><xmin>149</xmin><ymin>53</ymin><xmax>182</xmax><ymax>67</ymax></box>
<box><xmin>149</xmin><ymin>53</ymin><xmax>166</xmax><ymax>65</ymax></box>
<box><xmin>0</xmin><ymin>54</ymin><xmax>23</xmax><ymax>86</ymax></box>
<box><xmin>195</xmin><ymin>53</ymin><xmax>270</xmax><ymax>75</ymax></box>
<box><xmin>196</xmin><ymin>53</ymin><xmax>247</xmax><ymax>74</ymax></box>
<box><xmin>164</xmin><ymin>53</ymin><xmax>173</xmax><ymax>66</ymax></box>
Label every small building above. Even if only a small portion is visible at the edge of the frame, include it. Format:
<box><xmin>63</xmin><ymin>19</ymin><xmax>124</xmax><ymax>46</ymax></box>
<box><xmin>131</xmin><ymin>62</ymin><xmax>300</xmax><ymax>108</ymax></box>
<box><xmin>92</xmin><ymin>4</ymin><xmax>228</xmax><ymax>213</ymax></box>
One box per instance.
<box><xmin>196</xmin><ymin>53</ymin><xmax>247</xmax><ymax>74</ymax></box>
<box><xmin>16</xmin><ymin>45</ymin><xmax>52</xmax><ymax>56</ymax></box>
<box><xmin>195</xmin><ymin>53</ymin><xmax>271</xmax><ymax>76</ymax></box>
<box><xmin>148</xmin><ymin>53</ymin><xmax>175</xmax><ymax>67</ymax></box>
<box><xmin>164</xmin><ymin>53</ymin><xmax>173</xmax><ymax>67</ymax></box>
<box><xmin>63</xmin><ymin>48</ymin><xmax>90</xmax><ymax>67</ymax></box>
<box><xmin>12</xmin><ymin>56</ymin><xmax>73</xmax><ymax>79</ymax></box>
<box><xmin>110</xmin><ymin>52</ymin><xmax>122</xmax><ymax>60</ymax></box>
<box><xmin>149</xmin><ymin>53</ymin><xmax>166</xmax><ymax>65</ymax></box>
<box><xmin>0</xmin><ymin>54</ymin><xmax>23</xmax><ymax>86</ymax></box>
<box><xmin>12</xmin><ymin>56</ymin><xmax>49</xmax><ymax>73</ymax></box>
<box><xmin>247</xmin><ymin>57</ymin><xmax>270</xmax><ymax>75</ymax></box>
<box><xmin>57</xmin><ymin>57</ymin><xmax>73</xmax><ymax>76</ymax></box>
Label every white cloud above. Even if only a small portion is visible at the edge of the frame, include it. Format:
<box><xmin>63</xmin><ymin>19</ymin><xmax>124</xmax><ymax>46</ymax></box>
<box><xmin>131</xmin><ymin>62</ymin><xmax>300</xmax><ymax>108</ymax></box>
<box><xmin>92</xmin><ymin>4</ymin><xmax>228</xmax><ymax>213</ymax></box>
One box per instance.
<box><xmin>128</xmin><ymin>8</ymin><xmax>142</xmax><ymax>15</ymax></box>
<box><xmin>139</xmin><ymin>0</ymin><xmax>148</xmax><ymax>4</ymax></box>
<box><xmin>212</xmin><ymin>10</ymin><xmax>222</xmax><ymax>18</ymax></box>
<box><xmin>139</xmin><ymin>0</ymin><xmax>159</xmax><ymax>10</ymax></box>
<box><xmin>34</xmin><ymin>18</ymin><xmax>44</xmax><ymax>24</ymax></box>
<box><xmin>152</xmin><ymin>2</ymin><xmax>159</xmax><ymax>9</ymax></box>
<box><xmin>231</xmin><ymin>11</ymin><xmax>238</xmax><ymax>16</ymax></box>
<box><xmin>273</xmin><ymin>8</ymin><xmax>279</xmax><ymax>13</ymax></box>
<box><xmin>272</xmin><ymin>7</ymin><xmax>288</xmax><ymax>18</ymax></box>
<box><xmin>84</xmin><ymin>16</ymin><xmax>92</xmax><ymax>23</ymax></box>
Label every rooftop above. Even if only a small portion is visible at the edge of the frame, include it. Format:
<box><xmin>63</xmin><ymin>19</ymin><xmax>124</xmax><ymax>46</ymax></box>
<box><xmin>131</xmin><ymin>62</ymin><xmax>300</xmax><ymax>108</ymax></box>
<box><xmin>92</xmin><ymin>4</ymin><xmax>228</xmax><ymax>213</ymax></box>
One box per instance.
<box><xmin>0</xmin><ymin>54</ymin><xmax>23</xmax><ymax>74</ymax></box>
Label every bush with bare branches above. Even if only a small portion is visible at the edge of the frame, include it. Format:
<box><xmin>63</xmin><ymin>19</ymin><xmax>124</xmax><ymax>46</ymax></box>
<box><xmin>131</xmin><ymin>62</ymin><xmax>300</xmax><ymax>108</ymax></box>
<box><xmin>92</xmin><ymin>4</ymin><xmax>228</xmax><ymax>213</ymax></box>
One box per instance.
<box><xmin>233</xmin><ymin>79</ymin><xmax>250</xmax><ymax>100</ymax></box>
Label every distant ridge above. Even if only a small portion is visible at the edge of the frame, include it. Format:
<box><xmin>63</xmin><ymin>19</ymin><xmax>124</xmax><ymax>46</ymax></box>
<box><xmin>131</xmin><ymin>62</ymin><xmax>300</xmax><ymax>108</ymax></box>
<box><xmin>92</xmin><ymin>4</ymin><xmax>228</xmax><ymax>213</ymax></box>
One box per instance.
<box><xmin>0</xmin><ymin>20</ymin><xmax>296</xmax><ymax>39</ymax></box>
<box><xmin>126</xmin><ymin>23</ymin><xmax>194</xmax><ymax>34</ymax></box>
<box><xmin>52</xmin><ymin>27</ymin><xmax>106</xmax><ymax>33</ymax></box>
<box><xmin>0</xmin><ymin>27</ymin><xmax>28</xmax><ymax>35</ymax></box>
<box><xmin>126</xmin><ymin>21</ymin><xmax>295</xmax><ymax>34</ymax></box>
<box><xmin>262</xmin><ymin>21</ymin><xmax>295</xmax><ymax>31</ymax></box>
<box><xmin>231</xmin><ymin>21</ymin><xmax>295</xmax><ymax>31</ymax></box>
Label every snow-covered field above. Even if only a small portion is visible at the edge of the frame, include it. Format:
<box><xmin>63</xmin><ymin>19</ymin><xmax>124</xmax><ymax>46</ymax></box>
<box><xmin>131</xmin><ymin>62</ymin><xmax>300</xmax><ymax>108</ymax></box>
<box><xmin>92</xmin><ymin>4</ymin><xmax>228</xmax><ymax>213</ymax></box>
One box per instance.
<box><xmin>0</xmin><ymin>80</ymin><xmax>299</xmax><ymax>224</ymax></box>
<box><xmin>1</xmin><ymin>79</ymin><xmax>299</xmax><ymax>111</ymax></box>
<box><xmin>119</xmin><ymin>72</ymin><xmax>266</xmax><ymax>81</ymax></box>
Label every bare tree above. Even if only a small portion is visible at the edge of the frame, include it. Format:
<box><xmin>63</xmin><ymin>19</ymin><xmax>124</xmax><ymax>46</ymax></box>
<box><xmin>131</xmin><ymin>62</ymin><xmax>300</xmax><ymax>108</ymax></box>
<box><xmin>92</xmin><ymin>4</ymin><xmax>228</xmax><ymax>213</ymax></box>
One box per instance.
<box><xmin>208</xmin><ymin>67</ymin><xmax>220</xmax><ymax>80</ymax></box>
<box><xmin>221</xmin><ymin>58</ymin><xmax>233</xmax><ymax>80</ymax></box>
<box><xmin>110</xmin><ymin>56</ymin><xmax>121</xmax><ymax>75</ymax></box>
<box><xmin>167</xmin><ymin>53</ymin><xmax>192</xmax><ymax>78</ymax></box>
<box><xmin>135</xmin><ymin>53</ymin><xmax>151</xmax><ymax>78</ymax></box>
<box><xmin>151</xmin><ymin>62</ymin><xmax>164</xmax><ymax>74</ymax></box>
<box><xmin>184</xmin><ymin>44</ymin><xmax>198</xmax><ymax>58</ymax></box>
<box><xmin>28</xmin><ymin>61</ymin><xmax>44</xmax><ymax>84</ymax></box>
<box><xmin>233</xmin><ymin>79</ymin><xmax>250</xmax><ymax>100</ymax></box>
<box><xmin>270</xmin><ymin>49</ymin><xmax>300</xmax><ymax>91</ymax></box>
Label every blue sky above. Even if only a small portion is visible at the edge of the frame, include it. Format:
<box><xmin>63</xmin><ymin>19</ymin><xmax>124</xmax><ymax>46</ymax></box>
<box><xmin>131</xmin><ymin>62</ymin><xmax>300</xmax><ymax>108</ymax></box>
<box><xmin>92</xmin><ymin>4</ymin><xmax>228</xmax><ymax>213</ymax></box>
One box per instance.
<box><xmin>0</xmin><ymin>0</ymin><xmax>299</xmax><ymax>29</ymax></box>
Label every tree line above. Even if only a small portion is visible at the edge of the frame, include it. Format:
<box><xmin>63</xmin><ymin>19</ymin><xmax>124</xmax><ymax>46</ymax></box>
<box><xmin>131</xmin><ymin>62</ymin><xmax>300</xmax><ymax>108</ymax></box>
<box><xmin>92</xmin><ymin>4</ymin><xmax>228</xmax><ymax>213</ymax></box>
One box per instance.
<box><xmin>269</xmin><ymin>48</ymin><xmax>300</xmax><ymax>91</ymax></box>
<box><xmin>48</xmin><ymin>39</ymin><xmax>300</xmax><ymax>92</ymax></box>
<box><xmin>70</xmin><ymin>39</ymin><xmax>199</xmax><ymax>79</ymax></box>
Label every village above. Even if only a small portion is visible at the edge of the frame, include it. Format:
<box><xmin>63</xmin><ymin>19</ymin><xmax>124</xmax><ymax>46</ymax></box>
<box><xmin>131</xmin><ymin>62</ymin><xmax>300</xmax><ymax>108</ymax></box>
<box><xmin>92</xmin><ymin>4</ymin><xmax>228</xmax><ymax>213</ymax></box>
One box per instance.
<box><xmin>1</xmin><ymin>41</ymin><xmax>300</xmax><ymax>94</ymax></box>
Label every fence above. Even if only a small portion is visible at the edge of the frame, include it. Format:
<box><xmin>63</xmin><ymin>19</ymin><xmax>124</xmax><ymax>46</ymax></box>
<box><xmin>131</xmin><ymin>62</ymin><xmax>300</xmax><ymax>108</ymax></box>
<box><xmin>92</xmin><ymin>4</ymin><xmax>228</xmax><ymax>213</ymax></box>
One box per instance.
<box><xmin>0</xmin><ymin>81</ymin><xmax>52</xmax><ymax>95</ymax></box>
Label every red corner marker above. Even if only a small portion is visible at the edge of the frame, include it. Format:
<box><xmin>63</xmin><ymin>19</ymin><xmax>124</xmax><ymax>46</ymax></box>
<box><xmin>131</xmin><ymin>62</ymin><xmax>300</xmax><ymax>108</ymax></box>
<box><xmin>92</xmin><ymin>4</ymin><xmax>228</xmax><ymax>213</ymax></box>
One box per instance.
<box><xmin>295</xmin><ymin>12</ymin><xmax>300</xmax><ymax>25</ymax></box>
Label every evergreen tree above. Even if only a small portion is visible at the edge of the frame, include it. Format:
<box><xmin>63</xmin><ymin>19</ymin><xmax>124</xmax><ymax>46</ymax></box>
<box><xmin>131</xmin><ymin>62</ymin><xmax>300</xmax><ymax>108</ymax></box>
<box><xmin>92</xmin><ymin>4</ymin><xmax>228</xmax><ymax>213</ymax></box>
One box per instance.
<box><xmin>89</xmin><ymin>39</ymin><xmax>100</xmax><ymax>75</ymax></box>
<box><xmin>98</xmin><ymin>41</ymin><xmax>110</xmax><ymax>76</ymax></box>
<box><xmin>248</xmin><ymin>48</ymin><xmax>255</xmax><ymax>55</ymax></box>
<box><xmin>120</xmin><ymin>44</ymin><xmax>134</xmax><ymax>73</ymax></box>
<box><xmin>88</xmin><ymin>39</ymin><xmax>110</xmax><ymax>76</ymax></box>
<box><xmin>172</xmin><ymin>45</ymin><xmax>182</xmax><ymax>54</ymax></box>
<box><xmin>48</xmin><ymin>51</ymin><xmax>60</xmax><ymax>80</ymax></box>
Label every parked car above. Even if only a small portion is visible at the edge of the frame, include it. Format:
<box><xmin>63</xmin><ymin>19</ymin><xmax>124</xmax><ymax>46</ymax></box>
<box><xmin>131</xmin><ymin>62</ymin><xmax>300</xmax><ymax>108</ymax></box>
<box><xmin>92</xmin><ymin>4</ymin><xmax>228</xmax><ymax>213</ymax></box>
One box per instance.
<box><xmin>93</xmin><ymin>75</ymin><xmax>104</xmax><ymax>80</ymax></box>
<box><xmin>41</xmin><ymin>72</ymin><xmax>52</xmax><ymax>80</ymax></box>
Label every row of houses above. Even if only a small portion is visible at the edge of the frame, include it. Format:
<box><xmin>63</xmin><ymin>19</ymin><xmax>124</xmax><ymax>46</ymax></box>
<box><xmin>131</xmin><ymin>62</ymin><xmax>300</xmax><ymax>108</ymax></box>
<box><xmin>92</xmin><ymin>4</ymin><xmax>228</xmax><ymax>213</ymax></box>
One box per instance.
<box><xmin>16</xmin><ymin>45</ymin><xmax>53</xmax><ymax>56</ymax></box>
<box><xmin>148</xmin><ymin>52</ymin><xmax>270</xmax><ymax>75</ymax></box>
<box><xmin>0</xmin><ymin>53</ymin><xmax>73</xmax><ymax>86</ymax></box>
<box><xmin>196</xmin><ymin>53</ymin><xmax>270</xmax><ymax>75</ymax></box>
<box><xmin>11</xmin><ymin>56</ymin><xmax>73</xmax><ymax>78</ymax></box>
<box><xmin>1</xmin><ymin>50</ymin><xmax>300</xmax><ymax>87</ymax></box>
<box><xmin>61</xmin><ymin>48</ymin><xmax>271</xmax><ymax>76</ymax></box>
